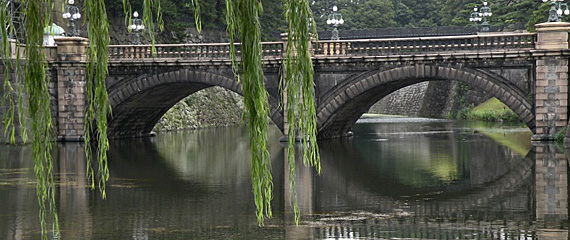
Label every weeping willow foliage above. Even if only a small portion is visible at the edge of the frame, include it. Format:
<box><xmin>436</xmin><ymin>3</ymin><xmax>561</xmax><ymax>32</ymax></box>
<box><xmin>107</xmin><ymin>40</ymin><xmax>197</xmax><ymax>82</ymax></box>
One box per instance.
<box><xmin>84</xmin><ymin>0</ymin><xmax>111</xmax><ymax>198</ymax></box>
<box><xmin>282</xmin><ymin>0</ymin><xmax>321</xmax><ymax>224</ymax></box>
<box><xmin>225</xmin><ymin>0</ymin><xmax>274</xmax><ymax>225</ymax></box>
<box><xmin>0</xmin><ymin>0</ymin><xmax>320</xmax><ymax>235</ymax></box>
<box><xmin>225</xmin><ymin>0</ymin><xmax>320</xmax><ymax>225</ymax></box>
<box><xmin>1</xmin><ymin>0</ymin><xmax>113</xmax><ymax>238</ymax></box>
<box><xmin>191</xmin><ymin>0</ymin><xmax>202</xmax><ymax>33</ymax></box>
<box><xmin>1</xmin><ymin>0</ymin><xmax>62</xmax><ymax>239</ymax></box>
<box><xmin>1</xmin><ymin>0</ymin><xmax>27</xmax><ymax>145</ymax></box>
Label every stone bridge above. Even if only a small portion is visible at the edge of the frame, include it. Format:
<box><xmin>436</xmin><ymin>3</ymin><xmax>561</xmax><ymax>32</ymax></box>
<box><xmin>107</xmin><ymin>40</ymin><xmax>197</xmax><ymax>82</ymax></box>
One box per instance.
<box><xmin>14</xmin><ymin>22</ymin><xmax>570</xmax><ymax>141</ymax></box>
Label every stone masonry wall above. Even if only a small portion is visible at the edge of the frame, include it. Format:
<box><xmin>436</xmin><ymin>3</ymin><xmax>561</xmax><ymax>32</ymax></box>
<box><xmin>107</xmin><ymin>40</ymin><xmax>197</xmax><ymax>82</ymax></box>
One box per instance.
<box><xmin>536</xmin><ymin>58</ymin><xmax>569</xmax><ymax>139</ymax></box>
<box><xmin>368</xmin><ymin>82</ymin><xmax>428</xmax><ymax>116</ymax></box>
<box><xmin>368</xmin><ymin>81</ymin><xmax>489</xmax><ymax>118</ymax></box>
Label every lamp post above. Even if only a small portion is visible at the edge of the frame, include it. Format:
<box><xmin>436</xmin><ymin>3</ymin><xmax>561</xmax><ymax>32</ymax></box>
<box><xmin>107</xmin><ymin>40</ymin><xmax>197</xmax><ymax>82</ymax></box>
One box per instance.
<box><xmin>479</xmin><ymin>1</ymin><xmax>492</xmax><ymax>32</ymax></box>
<box><xmin>542</xmin><ymin>0</ymin><xmax>570</xmax><ymax>22</ymax></box>
<box><xmin>468</xmin><ymin>2</ymin><xmax>492</xmax><ymax>32</ymax></box>
<box><xmin>62</xmin><ymin>0</ymin><xmax>81</xmax><ymax>37</ymax></box>
<box><xmin>469</xmin><ymin>7</ymin><xmax>482</xmax><ymax>29</ymax></box>
<box><xmin>128</xmin><ymin>11</ymin><xmax>145</xmax><ymax>45</ymax></box>
<box><xmin>326</xmin><ymin>5</ymin><xmax>344</xmax><ymax>41</ymax></box>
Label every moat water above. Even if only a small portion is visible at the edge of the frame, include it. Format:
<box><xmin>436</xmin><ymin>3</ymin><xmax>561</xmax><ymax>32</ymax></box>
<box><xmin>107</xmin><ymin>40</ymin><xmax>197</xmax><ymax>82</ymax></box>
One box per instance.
<box><xmin>1</xmin><ymin>117</ymin><xmax>568</xmax><ymax>239</ymax></box>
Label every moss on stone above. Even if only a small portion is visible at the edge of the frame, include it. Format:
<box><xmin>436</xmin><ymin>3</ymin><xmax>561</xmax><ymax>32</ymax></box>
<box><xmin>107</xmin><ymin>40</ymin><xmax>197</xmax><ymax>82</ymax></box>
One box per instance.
<box><xmin>154</xmin><ymin>86</ymin><xmax>244</xmax><ymax>132</ymax></box>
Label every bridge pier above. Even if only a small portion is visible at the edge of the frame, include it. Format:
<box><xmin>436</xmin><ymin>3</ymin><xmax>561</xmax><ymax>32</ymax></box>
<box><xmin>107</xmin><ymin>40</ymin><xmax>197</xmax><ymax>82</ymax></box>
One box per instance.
<box><xmin>53</xmin><ymin>37</ymin><xmax>88</xmax><ymax>142</ymax></box>
<box><xmin>533</xmin><ymin>22</ymin><xmax>570</xmax><ymax>141</ymax></box>
<box><xmin>534</xmin><ymin>144</ymin><xmax>569</xmax><ymax>238</ymax></box>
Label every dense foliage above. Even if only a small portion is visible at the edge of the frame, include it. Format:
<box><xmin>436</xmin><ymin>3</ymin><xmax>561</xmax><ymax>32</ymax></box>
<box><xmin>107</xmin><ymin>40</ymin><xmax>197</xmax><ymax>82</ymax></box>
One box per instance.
<box><xmin>122</xmin><ymin>0</ymin><xmax>561</xmax><ymax>39</ymax></box>
<box><xmin>317</xmin><ymin>0</ymin><xmax>561</xmax><ymax>32</ymax></box>
<box><xmin>102</xmin><ymin>0</ymin><xmax>565</xmax><ymax>44</ymax></box>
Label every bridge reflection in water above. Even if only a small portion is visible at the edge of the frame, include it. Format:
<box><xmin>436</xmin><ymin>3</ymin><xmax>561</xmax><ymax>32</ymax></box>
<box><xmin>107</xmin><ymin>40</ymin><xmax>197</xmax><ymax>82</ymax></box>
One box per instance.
<box><xmin>0</xmin><ymin>122</ymin><xmax>569</xmax><ymax>239</ymax></box>
<box><xmin>286</xmin><ymin>121</ymin><xmax>569</xmax><ymax>239</ymax></box>
<box><xmin>289</xmin><ymin>144</ymin><xmax>568</xmax><ymax>239</ymax></box>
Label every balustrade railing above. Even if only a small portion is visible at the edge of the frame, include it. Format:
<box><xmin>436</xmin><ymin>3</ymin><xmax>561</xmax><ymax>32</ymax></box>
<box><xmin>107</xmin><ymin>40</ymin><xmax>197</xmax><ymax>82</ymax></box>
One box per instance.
<box><xmin>313</xmin><ymin>33</ymin><xmax>536</xmax><ymax>56</ymax></box>
<box><xmin>108</xmin><ymin>42</ymin><xmax>284</xmax><ymax>60</ymax></box>
<box><xmin>107</xmin><ymin>33</ymin><xmax>537</xmax><ymax>60</ymax></box>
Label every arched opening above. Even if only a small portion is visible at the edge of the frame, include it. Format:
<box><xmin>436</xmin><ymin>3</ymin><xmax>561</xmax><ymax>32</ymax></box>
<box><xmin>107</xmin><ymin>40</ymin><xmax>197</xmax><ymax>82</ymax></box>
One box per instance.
<box><xmin>106</xmin><ymin>69</ymin><xmax>283</xmax><ymax>138</ymax></box>
<box><xmin>368</xmin><ymin>81</ymin><xmax>517</xmax><ymax>121</ymax></box>
<box><xmin>316</xmin><ymin>65</ymin><xmax>534</xmax><ymax>139</ymax></box>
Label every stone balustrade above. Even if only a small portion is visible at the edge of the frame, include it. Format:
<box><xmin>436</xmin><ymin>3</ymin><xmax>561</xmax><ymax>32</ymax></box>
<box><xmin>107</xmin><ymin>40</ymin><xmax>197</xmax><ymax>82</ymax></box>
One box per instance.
<box><xmin>108</xmin><ymin>42</ymin><xmax>284</xmax><ymax>60</ymax></box>
<box><xmin>105</xmin><ymin>33</ymin><xmax>536</xmax><ymax>61</ymax></box>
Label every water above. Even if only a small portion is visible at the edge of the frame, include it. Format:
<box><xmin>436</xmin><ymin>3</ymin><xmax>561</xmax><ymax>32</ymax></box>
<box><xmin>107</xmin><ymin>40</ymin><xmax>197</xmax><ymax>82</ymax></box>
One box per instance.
<box><xmin>0</xmin><ymin>118</ymin><xmax>568</xmax><ymax>239</ymax></box>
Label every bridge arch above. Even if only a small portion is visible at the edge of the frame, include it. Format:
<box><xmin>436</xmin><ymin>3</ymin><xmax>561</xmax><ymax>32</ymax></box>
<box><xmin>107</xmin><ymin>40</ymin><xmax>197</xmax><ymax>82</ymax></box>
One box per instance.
<box><xmin>107</xmin><ymin>69</ymin><xmax>283</xmax><ymax>138</ymax></box>
<box><xmin>316</xmin><ymin>64</ymin><xmax>535</xmax><ymax>139</ymax></box>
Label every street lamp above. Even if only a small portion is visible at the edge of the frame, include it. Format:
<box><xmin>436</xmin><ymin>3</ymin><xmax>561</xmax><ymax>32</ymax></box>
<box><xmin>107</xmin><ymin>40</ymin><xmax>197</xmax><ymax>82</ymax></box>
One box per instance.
<box><xmin>542</xmin><ymin>0</ymin><xmax>570</xmax><ymax>22</ymax></box>
<box><xmin>128</xmin><ymin>11</ymin><xmax>145</xmax><ymax>45</ymax></box>
<box><xmin>326</xmin><ymin>5</ymin><xmax>344</xmax><ymax>41</ymax></box>
<box><xmin>469</xmin><ymin>7</ymin><xmax>482</xmax><ymax>28</ymax></box>
<box><xmin>62</xmin><ymin>0</ymin><xmax>81</xmax><ymax>36</ymax></box>
<box><xmin>479</xmin><ymin>1</ymin><xmax>492</xmax><ymax>32</ymax></box>
<box><xmin>468</xmin><ymin>2</ymin><xmax>492</xmax><ymax>32</ymax></box>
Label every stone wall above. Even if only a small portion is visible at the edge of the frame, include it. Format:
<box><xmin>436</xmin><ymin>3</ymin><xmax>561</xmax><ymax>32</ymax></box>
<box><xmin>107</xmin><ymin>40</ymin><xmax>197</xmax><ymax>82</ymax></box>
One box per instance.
<box><xmin>368</xmin><ymin>82</ymin><xmax>428</xmax><ymax>116</ymax></box>
<box><xmin>368</xmin><ymin>81</ymin><xmax>489</xmax><ymax>118</ymax></box>
<box><xmin>154</xmin><ymin>86</ymin><xmax>243</xmax><ymax>132</ymax></box>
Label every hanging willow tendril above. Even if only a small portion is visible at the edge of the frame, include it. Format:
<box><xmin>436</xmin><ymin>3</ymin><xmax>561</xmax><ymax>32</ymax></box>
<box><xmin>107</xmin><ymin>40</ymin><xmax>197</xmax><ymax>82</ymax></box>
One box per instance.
<box><xmin>1</xmin><ymin>0</ymin><xmax>57</xmax><ymax>239</ymax></box>
<box><xmin>227</xmin><ymin>0</ymin><xmax>274</xmax><ymax>225</ymax></box>
<box><xmin>283</xmin><ymin>0</ymin><xmax>320</xmax><ymax>225</ymax></box>
<box><xmin>1</xmin><ymin>0</ymin><xmax>27</xmax><ymax>145</ymax></box>
<box><xmin>84</xmin><ymin>0</ymin><xmax>111</xmax><ymax>198</ymax></box>
<box><xmin>223</xmin><ymin>0</ymin><xmax>320</xmax><ymax>225</ymax></box>
<box><xmin>143</xmin><ymin>0</ymin><xmax>164</xmax><ymax>53</ymax></box>
<box><xmin>18</xmin><ymin>0</ymin><xmax>60</xmax><ymax>238</ymax></box>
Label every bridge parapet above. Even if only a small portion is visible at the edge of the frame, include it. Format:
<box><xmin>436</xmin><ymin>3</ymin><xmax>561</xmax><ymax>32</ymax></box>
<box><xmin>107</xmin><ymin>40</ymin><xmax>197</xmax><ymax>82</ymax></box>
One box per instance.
<box><xmin>314</xmin><ymin>33</ymin><xmax>536</xmax><ymax>56</ymax></box>
<box><xmin>108</xmin><ymin>42</ymin><xmax>284</xmax><ymax>60</ymax></box>
<box><xmin>106</xmin><ymin>33</ymin><xmax>537</xmax><ymax>61</ymax></box>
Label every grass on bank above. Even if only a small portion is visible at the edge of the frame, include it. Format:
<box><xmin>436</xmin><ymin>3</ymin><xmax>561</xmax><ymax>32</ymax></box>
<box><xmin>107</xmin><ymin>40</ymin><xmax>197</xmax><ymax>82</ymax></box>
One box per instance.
<box><xmin>449</xmin><ymin>97</ymin><xmax>519</xmax><ymax>122</ymax></box>
<box><xmin>451</xmin><ymin>98</ymin><xmax>569</xmax><ymax>144</ymax></box>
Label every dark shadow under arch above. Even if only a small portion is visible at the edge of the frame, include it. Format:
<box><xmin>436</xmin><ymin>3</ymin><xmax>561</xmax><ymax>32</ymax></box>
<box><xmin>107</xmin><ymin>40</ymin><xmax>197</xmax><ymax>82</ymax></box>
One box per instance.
<box><xmin>316</xmin><ymin>64</ymin><xmax>534</xmax><ymax>139</ymax></box>
<box><xmin>107</xmin><ymin>69</ymin><xmax>283</xmax><ymax>138</ymax></box>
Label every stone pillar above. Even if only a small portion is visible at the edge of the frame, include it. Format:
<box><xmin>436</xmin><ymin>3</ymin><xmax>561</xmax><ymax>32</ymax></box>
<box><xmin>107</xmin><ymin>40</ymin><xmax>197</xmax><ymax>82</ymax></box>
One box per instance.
<box><xmin>54</xmin><ymin>37</ymin><xmax>88</xmax><ymax>142</ymax></box>
<box><xmin>534</xmin><ymin>144</ymin><xmax>568</xmax><ymax>238</ymax></box>
<box><xmin>533</xmin><ymin>22</ymin><xmax>570</xmax><ymax>141</ymax></box>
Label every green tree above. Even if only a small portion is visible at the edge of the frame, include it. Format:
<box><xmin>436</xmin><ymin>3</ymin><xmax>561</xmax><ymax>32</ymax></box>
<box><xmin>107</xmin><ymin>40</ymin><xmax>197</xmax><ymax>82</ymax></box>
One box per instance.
<box><xmin>398</xmin><ymin>0</ymin><xmax>445</xmax><ymax>27</ymax></box>
<box><xmin>312</xmin><ymin>0</ymin><xmax>396</xmax><ymax>32</ymax></box>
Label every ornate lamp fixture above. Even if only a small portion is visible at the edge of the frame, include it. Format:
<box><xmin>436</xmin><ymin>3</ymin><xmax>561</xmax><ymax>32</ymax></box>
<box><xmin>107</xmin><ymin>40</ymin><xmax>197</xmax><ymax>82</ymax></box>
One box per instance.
<box><xmin>542</xmin><ymin>0</ymin><xmax>570</xmax><ymax>22</ymax></box>
<box><xmin>128</xmin><ymin>11</ymin><xmax>145</xmax><ymax>45</ymax></box>
<box><xmin>326</xmin><ymin>5</ymin><xmax>344</xmax><ymax>41</ymax></box>
<box><xmin>62</xmin><ymin>0</ymin><xmax>81</xmax><ymax>36</ymax></box>
<box><xmin>479</xmin><ymin>1</ymin><xmax>492</xmax><ymax>32</ymax></box>
<box><xmin>468</xmin><ymin>1</ymin><xmax>492</xmax><ymax>32</ymax></box>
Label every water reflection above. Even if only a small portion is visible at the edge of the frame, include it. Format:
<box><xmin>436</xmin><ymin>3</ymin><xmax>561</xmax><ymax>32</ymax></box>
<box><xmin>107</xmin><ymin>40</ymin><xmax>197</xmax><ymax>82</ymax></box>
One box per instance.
<box><xmin>0</xmin><ymin>120</ymin><xmax>569</xmax><ymax>239</ymax></box>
